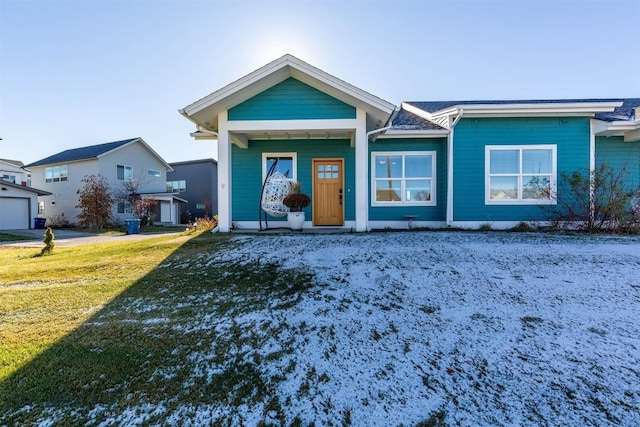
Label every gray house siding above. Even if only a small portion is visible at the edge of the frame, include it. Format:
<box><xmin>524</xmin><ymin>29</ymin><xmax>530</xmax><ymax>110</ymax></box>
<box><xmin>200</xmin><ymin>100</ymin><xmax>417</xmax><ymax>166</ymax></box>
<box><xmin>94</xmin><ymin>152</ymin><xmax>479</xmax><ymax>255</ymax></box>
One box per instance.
<box><xmin>168</xmin><ymin>159</ymin><xmax>218</xmax><ymax>223</ymax></box>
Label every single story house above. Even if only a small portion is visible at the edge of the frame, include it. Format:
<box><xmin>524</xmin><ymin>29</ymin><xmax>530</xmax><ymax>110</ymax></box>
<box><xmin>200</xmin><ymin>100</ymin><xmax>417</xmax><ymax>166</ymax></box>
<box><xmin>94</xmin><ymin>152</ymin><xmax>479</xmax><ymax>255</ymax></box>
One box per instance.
<box><xmin>179</xmin><ymin>54</ymin><xmax>640</xmax><ymax>232</ymax></box>
<box><xmin>25</xmin><ymin>138</ymin><xmax>185</xmax><ymax>226</ymax></box>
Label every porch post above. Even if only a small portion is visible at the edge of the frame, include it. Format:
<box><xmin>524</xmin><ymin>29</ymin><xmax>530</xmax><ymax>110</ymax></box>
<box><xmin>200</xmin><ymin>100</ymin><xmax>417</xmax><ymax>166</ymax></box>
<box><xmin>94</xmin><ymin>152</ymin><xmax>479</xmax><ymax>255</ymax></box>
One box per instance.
<box><xmin>217</xmin><ymin>111</ymin><xmax>232</xmax><ymax>232</ymax></box>
<box><xmin>354</xmin><ymin>108</ymin><xmax>368</xmax><ymax>232</ymax></box>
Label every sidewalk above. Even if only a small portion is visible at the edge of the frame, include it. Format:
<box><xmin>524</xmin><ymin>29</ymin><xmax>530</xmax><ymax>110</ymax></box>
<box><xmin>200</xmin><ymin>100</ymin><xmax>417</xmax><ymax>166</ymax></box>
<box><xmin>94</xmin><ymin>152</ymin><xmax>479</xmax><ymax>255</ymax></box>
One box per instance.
<box><xmin>0</xmin><ymin>229</ymin><xmax>183</xmax><ymax>248</ymax></box>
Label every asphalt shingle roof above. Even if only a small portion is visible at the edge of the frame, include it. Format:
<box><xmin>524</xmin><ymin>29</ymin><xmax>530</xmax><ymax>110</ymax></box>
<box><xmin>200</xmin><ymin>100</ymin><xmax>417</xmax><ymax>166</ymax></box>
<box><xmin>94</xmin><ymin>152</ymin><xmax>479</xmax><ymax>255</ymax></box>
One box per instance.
<box><xmin>593</xmin><ymin>98</ymin><xmax>640</xmax><ymax>122</ymax></box>
<box><xmin>390</xmin><ymin>108</ymin><xmax>447</xmax><ymax>131</ymax></box>
<box><xmin>25</xmin><ymin>138</ymin><xmax>139</xmax><ymax>168</ymax></box>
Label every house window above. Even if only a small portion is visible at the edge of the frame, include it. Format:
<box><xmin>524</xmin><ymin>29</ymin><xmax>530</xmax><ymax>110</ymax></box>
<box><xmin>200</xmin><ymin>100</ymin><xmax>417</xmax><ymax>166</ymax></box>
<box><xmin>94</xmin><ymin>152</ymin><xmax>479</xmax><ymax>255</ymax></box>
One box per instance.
<box><xmin>263</xmin><ymin>153</ymin><xmax>296</xmax><ymax>181</ymax></box>
<box><xmin>371</xmin><ymin>151</ymin><xmax>436</xmax><ymax>206</ymax></box>
<box><xmin>147</xmin><ymin>169</ymin><xmax>161</xmax><ymax>177</ymax></box>
<box><xmin>485</xmin><ymin>145</ymin><xmax>556</xmax><ymax>204</ymax></box>
<box><xmin>45</xmin><ymin>165</ymin><xmax>68</xmax><ymax>183</ymax></box>
<box><xmin>117</xmin><ymin>201</ymin><xmax>133</xmax><ymax>214</ymax></box>
<box><xmin>38</xmin><ymin>201</ymin><xmax>45</xmax><ymax>215</ymax></box>
<box><xmin>166</xmin><ymin>180</ymin><xmax>186</xmax><ymax>192</ymax></box>
<box><xmin>117</xmin><ymin>165</ymin><xmax>133</xmax><ymax>181</ymax></box>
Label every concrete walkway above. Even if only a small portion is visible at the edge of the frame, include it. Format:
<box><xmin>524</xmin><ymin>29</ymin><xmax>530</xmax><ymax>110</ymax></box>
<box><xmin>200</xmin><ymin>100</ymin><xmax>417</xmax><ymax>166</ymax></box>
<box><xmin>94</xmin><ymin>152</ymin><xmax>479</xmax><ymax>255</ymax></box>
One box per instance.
<box><xmin>0</xmin><ymin>229</ymin><xmax>183</xmax><ymax>248</ymax></box>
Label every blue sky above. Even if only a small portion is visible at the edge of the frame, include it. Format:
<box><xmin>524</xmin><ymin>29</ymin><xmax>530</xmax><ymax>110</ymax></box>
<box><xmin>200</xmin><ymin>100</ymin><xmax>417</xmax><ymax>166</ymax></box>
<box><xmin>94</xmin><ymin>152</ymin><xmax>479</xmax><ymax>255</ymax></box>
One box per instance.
<box><xmin>1</xmin><ymin>0</ymin><xmax>639</xmax><ymax>165</ymax></box>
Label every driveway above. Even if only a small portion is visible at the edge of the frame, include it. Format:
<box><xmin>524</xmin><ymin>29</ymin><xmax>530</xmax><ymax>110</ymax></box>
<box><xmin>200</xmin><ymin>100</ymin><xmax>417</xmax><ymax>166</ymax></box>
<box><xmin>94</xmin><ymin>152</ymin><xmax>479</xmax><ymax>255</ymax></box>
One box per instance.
<box><xmin>0</xmin><ymin>228</ymin><xmax>182</xmax><ymax>247</ymax></box>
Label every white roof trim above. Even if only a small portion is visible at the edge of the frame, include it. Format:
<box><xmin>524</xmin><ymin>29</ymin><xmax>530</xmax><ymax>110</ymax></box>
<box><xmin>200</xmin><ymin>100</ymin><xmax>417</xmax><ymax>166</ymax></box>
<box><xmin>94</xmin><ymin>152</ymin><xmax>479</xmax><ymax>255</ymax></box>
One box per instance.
<box><xmin>377</xmin><ymin>129</ymin><xmax>449</xmax><ymax>138</ymax></box>
<box><xmin>97</xmin><ymin>137</ymin><xmax>174</xmax><ymax>172</ymax></box>
<box><xmin>428</xmin><ymin>101</ymin><xmax>623</xmax><ymax>120</ymax></box>
<box><xmin>180</xmin><ymin>54</ymin><xmax>395</xmax><ymax>130</ymax></box>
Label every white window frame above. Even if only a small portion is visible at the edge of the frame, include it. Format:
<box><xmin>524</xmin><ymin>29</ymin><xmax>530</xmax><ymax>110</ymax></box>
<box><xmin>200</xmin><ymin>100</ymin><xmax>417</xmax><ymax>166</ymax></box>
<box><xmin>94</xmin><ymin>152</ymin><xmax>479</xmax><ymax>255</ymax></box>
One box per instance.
<box><xmin>485</xmin><ymin>144</ymin><xmax>557</xmax><ymax>205</ymax></box>
<box><xmin>45</xmin><ymin>165</ymin><xmax>68</xmax><ymax>183</ymax></box>
<box><xmin>117</xmin><ymin>164</ymin><xmax>133</xmax><ymax>181</ymax></box>
<box><xmin>38</xmin><ymin>201</ymin><xmax>45</xmax><ymax>215</ymax></box>
<box><xmin>371</xmin><ymin>151</ymin><xmax>437</xmax><ymax>207</ymax></box>
<box><xmin>262</xmin><ymin>152</ymin><xmax>297</xmax><ymax>182</ymax></box>
<box><xmin>147</xmin><ymin>169</ymin><xmax>161</xmax><ymax>177</ymax></box>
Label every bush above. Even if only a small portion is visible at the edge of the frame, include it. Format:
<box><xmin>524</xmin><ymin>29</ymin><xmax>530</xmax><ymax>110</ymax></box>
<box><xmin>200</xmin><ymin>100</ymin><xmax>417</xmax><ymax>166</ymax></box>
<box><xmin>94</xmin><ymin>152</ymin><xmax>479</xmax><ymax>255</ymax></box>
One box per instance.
<box><xmin>185</xmin><ymin>216</ymin><xmax>218</xmax><ymax>233</ymax></box>
<box><xmin>511</xmin><ymin>221</ymin><xmax>533</xmax><ymax>232</ymax></box>
<box><xmin>76</xmin><ymin>174</ymin><xmax>114</xmax><ymax>230</ymax></box>
<box><xmin>550</xmin><ymin>163</ymin><xmax>640</xmax><ymax>233</ymax></box>
<box><xmin>40</xmin><ymin>227</ymin><xmax>55</xmax><ymax>256</ymax></box>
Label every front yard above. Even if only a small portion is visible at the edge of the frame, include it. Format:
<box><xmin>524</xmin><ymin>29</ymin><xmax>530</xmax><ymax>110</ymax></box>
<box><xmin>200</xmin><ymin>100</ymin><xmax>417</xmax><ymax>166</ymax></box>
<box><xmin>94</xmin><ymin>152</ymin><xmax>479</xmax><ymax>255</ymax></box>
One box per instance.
<box><xmin>1</xmin><ymin>231</ymin><xmax>639</xmax><ymax>426</ymax></box>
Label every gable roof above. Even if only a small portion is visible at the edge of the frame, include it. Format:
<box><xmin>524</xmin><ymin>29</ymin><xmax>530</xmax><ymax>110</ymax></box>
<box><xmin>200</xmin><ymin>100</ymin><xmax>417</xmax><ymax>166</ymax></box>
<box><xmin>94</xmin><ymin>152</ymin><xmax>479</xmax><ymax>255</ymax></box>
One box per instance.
<box><xmin>0</xmin><ymin>158</ymin><xmax>25</xmax><ymax>168</ymax></box>
<box><xmin>180</xmin><ymin>54</ymin><xmax>396</xmax><ymax>133</ymax></box>
<box><xmin>0</xmin><ymin>178</ymin><xmax>51</xmax><ymax>196</ymax></box>
<box><xmin>26</xmin><ymin>138</ymin><xmax>138</xmax><ymax>167</ymax></box>
<box><xmin>25</xmin><ymin>138</ymin><xmax>173</xmax><ymax>171</ymax></box>
<box><xmin>390</xmin><ymin>108</ymin><xmax>447</xmax><ymax>131</ymax></box>
<box><xmin>593</xmin><ymin>98</ymin><xmax>640</xmax><ymax>122</ymax></box>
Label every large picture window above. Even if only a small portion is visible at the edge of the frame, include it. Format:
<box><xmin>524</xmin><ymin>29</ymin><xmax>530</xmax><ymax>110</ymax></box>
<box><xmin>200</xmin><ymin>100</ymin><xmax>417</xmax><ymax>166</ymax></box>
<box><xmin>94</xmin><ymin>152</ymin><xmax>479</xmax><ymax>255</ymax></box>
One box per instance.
<box><xmin>371</xmin><ymin>151</ymin><xmax>436</xmax><ymax>206</ymax></box>
<box><xmin>45</xmin><ymin>165</ymin><xmax>68</xmax><ymax>183</ymax></box>
<box><xmin>485</xmin><ymin>145</ymin><xmax>556</xmax><ymax>204</ymax></box>
<box><xmin>262</xmin><ymin>153</ymin><xmax>296</xmax><ymax>181</ymax></box>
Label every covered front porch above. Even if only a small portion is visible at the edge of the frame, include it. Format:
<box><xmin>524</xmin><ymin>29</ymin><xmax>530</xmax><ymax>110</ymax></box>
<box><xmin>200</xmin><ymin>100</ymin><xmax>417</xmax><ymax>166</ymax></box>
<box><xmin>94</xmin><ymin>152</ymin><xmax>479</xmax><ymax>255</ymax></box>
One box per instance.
<box><xmin>179</xmin><ymin>55</ymin><xmax>396</xmax><ymax>232</ymax></box>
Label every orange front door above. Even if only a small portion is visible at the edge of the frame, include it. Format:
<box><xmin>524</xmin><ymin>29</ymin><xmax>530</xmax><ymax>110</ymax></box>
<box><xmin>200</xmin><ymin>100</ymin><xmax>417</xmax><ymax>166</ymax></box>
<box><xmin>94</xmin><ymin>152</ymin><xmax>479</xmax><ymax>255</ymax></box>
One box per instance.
<box><xmin>313</xmin><ymin>159</ymin><xmax>344</xmax><ymax>226</ymax></box>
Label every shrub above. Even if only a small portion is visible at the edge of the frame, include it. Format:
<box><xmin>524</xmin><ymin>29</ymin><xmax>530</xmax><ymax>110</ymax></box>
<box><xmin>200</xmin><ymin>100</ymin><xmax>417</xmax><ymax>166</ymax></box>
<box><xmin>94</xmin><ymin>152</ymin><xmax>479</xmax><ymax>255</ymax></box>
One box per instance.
<box><xmin>40</xmin><ymin>227</ymin><xmax>55</xmax><ymax>256</ymax></box>
<box><xmin>550</xmin><ymin>163</ymin><xmax>640</xmax><ymax>233</ymax></box>
<box><xmin>76</xmin><ymin>174</ymin><xmax>114</xmax><ymax>230</ymax></box>
<box><xmin>185</xmin><ymin>216</ymin><xmax>218</xmax><ymax>233</ymax></box>
<box><xmin>511</xmin><ymin>221</ymin><xmax>533</xmax><ymax>232</ymax></box>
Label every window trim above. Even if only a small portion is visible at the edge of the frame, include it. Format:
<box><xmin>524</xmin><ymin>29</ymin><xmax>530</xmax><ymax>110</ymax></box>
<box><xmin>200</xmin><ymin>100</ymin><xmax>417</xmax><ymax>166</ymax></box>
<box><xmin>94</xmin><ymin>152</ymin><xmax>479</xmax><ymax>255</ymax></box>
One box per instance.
<box><xmin>485</xmin><ymin>144</ymin><xmax>557</xmax><ymax>205</ymax></box>
<box><xmin>371</xmin><ymin>151</ymin><xmax>437</xmax><ymax>207</ymax></box>
<box><xmin>166</xmin><ymin>179</ymin><xmax>186</xmax><ymax>193</ymax></box>
<box><xmin>44</xmin><ymin>165</ymin><xmax>68</xmax><ymax>183</ymax></box>
<box><xmin>117</xmin><ymin>201</ymin><xmax>133</xmax><ymax>214</ymax></box>
<box><xmin>262</xmin><ymin>152</ymin><xmax>297</xmax><ymax>182</ymax></box>
<box><xmin>147</xmin><ymin>169</ymin><xmax>161</xmax><ymax>177</ymax></box>
<box><xmin>117</xmin><ymin>164</ymin><xmax>133</xmax><ymax>181</ymax></box>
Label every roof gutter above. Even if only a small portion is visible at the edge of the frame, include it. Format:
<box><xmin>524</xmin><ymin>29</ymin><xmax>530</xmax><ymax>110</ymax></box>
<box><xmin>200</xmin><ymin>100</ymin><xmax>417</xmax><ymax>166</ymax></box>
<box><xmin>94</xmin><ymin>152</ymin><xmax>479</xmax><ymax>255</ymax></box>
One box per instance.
<box><xmin>366</xmin><ymin>108</ymin><xmax>399</xmax><ymax>141</ymax></box>
<box><xmin>447</xmin><ymin>109</ymin><xmax>464</xmax><ymax>227</ymax></box>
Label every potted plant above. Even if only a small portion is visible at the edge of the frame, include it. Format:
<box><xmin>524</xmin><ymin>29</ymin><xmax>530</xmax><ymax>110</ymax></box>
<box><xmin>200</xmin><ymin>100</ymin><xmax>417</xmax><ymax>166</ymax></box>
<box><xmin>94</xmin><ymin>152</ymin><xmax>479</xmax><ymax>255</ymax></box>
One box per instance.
<box><xmin>283</xmin><ymin>182</ymin><xmax>311</xmax><ymax>230</ymax></box>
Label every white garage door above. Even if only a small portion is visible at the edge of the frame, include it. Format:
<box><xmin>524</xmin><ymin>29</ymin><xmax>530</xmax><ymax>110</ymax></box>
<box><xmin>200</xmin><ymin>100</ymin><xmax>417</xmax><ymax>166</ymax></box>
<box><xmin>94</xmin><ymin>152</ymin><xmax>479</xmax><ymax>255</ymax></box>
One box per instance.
<box><xmin>0</xmin><ymin>198</ymin><xmax>29</xmax><ymax>229</ymax></box>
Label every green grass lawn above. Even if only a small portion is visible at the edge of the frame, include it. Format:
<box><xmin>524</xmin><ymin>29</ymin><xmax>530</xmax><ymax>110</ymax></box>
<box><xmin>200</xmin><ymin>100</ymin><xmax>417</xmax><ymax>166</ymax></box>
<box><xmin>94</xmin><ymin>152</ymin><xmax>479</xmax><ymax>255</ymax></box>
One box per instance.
<box><xmin>0</xmin><ymin>233</ymin><xmax>34</xmax><ymax>242</ymax></box>
<box><xmin>0</xmin><ymin>231</ymin><xmax>313</xmax><ymax>425</ymax></box>
<box><xmin>0</xmin><ymin>232</ymin><xmax>225</xmax><ymax>421</ymax></box>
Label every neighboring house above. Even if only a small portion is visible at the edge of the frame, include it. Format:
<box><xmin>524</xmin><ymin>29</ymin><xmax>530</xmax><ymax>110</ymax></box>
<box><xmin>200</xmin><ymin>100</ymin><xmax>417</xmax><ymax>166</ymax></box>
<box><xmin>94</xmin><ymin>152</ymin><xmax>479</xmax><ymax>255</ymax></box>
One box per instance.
<box><xmin>25</xmin><ymin>138</ymin><xmax>185</xmax><ymax>225</ymax></box>
<box><xmin>167</xmin><ymin>158</ymin><xmax>218</xmax><ymax>223</ymax></box>
<box><xmin>180</xmin><ymin>55</ymin><xmax>640</xmax><ymax>232</ymax></box>
<box><xmin>0</xmin><ymin>158</ymin><xmax>31</xmax><ymax>187</ymax></box>
<box><xmin>0</xmin><ymin>178</ymin><xmax>51</xmax><ymax>230</ymax></box>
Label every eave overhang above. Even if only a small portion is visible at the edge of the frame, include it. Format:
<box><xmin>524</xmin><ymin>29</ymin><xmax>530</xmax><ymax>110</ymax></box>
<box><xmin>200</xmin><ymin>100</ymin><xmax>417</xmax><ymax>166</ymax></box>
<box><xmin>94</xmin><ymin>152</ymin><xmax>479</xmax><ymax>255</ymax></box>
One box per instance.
<box><xmin>592</xmin><ymin>119</ymin><xmax>640</xmax><ymax>142</ymax></box>
<box><xmin>179</xmin><ymin>54</ymin><xmax>396</xmax><ymax>135</ymax></box>
<box><xmin>376</xmin><ymin>129</ymin><xmax>450</xmax><ymax>139</ymax></box>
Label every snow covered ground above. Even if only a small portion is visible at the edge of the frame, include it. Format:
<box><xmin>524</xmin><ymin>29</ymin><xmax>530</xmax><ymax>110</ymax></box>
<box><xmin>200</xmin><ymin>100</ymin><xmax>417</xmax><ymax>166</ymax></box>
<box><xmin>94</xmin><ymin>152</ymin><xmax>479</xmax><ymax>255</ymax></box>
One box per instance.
<box><xmin>16</xmin><ymin>231</ymin><xmax>640</xmax><ymax>426</ymax></box>
<box><xmin>157</xmin><ymin>231</ymin><xmax>640</xmax><ymax>426</ymax></box>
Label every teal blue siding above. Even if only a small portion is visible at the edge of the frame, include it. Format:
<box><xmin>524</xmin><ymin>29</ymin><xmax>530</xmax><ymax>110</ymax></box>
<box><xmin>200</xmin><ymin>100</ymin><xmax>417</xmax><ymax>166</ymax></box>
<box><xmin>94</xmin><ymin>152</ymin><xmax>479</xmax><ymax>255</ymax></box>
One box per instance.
<box><xmin>453</xmin><ymin>117</ymin><xmax>591</xmax><ymax>222</ymax></box>
<box><xmin>368</xmin><ymin>138</ymin><xmax>447</xmax><ymax>222</ymax></box>
<box><xmin>596</xmin><ymin>136</ymin><xmax>640</xmax><ymax>190</ymax></box>
<box><xmin>232</xmin><ymin>140</ymin><xmax>355</xmax><ymax>222</ymax></box>
<box><xmin>228</xmin><ymin>78</ymin><xmax>356</xmax><ymax>121</ymax></box>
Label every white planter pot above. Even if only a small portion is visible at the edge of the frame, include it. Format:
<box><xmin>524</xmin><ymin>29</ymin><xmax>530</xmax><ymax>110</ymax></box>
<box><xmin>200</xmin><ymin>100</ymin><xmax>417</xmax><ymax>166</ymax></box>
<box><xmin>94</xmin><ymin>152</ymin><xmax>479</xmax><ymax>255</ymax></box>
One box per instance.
<box><xmin>287</xmin><ymin>211</ymin><xmax>305</xmax><ymax>230</ymax></box>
